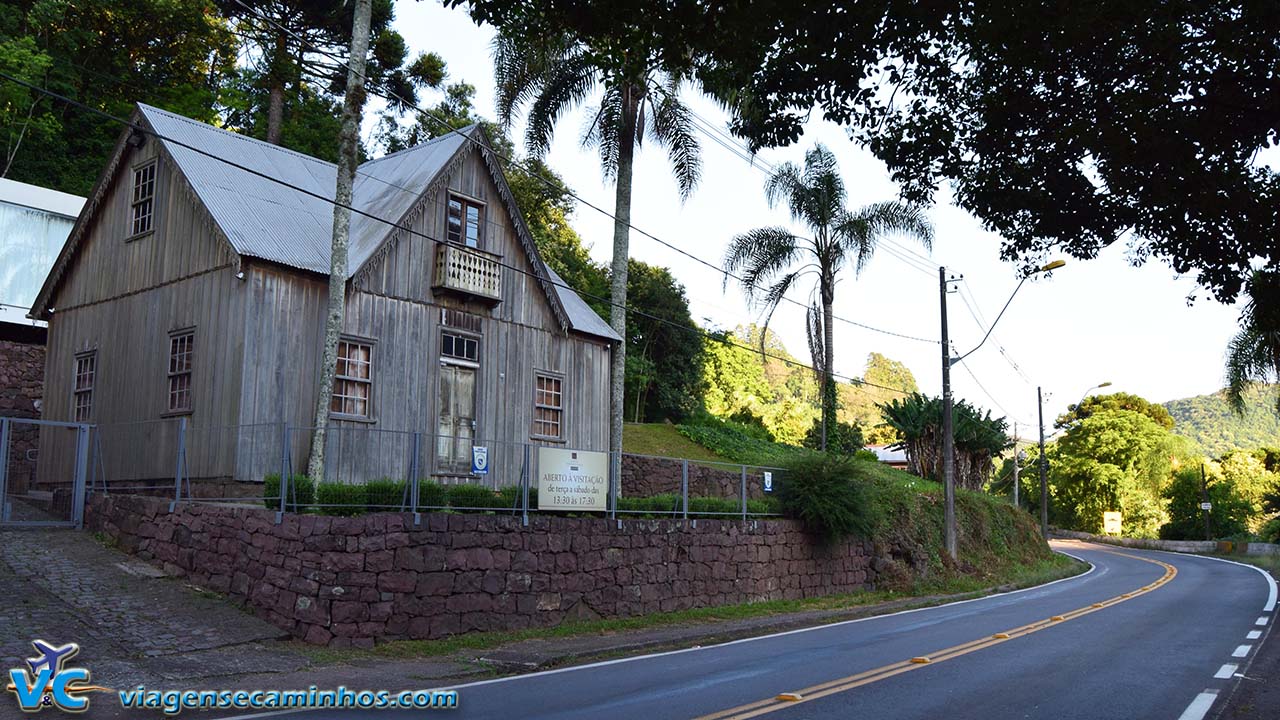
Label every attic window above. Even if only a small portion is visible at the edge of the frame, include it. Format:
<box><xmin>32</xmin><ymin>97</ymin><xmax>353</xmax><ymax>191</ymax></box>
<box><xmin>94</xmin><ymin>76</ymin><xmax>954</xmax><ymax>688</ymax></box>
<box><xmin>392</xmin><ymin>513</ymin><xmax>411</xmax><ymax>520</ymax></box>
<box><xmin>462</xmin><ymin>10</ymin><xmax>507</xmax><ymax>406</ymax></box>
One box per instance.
<box><xmin>446</xmin><ymin>195</ymin><xmax>483</xmax><ymax>248</ymax></box>
<box><xmin>131</xmin><ymin>161</ymin><xmax>157</xmax><ymax>237</ymax></box>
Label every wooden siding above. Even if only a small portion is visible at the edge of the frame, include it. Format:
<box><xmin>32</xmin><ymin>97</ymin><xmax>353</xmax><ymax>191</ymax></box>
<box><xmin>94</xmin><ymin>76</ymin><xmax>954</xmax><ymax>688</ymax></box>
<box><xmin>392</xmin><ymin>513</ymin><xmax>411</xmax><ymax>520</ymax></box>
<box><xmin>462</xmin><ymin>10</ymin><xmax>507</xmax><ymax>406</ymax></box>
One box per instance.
<box><xmin>49</xmin><ymin>138</ymin><xmax>238</xmax><ymax>313</ymax></box>
<box><xmin>237</xmin><ymin>263</ymin><xmax>610</xmax><ymax>487</ymax></box>
<box><xmin>354</xmin><ymin>145</ymin><xmax>561</xmax><ymax>333</ymax></box>
<box><xmin>39</xmin><ymin>267</ymin><xmax>248</xmax><ymax>485</ymax></box>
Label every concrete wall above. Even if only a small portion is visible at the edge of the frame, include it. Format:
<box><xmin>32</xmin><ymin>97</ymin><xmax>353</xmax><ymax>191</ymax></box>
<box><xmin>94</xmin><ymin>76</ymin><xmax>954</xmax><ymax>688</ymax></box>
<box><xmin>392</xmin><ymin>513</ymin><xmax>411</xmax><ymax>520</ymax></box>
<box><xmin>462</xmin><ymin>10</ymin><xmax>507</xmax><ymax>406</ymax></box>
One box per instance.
<box><xmin>1053</xmin><ymin>529</ymin><xmax>1280</xmax><ymax>556</ymax></box>
<box><xmin>86</xmin><ymin>494</ymin><xmax>889</xmax><ymax>648</ymax></box>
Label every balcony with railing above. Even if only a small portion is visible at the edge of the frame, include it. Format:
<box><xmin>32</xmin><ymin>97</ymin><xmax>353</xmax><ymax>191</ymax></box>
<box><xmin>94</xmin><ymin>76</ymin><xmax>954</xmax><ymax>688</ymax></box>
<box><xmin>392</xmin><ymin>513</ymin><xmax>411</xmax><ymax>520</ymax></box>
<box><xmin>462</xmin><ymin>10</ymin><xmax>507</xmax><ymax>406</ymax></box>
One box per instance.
<box><xmin>433</xmin><ymin>243</ymin><xmax>502</xmax><ymax>303</ymax></box>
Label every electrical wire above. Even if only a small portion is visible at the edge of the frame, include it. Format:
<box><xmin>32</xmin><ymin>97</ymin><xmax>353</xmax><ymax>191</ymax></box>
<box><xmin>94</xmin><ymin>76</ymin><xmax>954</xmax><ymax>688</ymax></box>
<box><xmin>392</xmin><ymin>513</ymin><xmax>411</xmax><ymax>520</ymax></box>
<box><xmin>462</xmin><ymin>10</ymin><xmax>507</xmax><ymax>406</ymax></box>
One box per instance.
<box><xmin>3</xmin><ymin>71</ymin><xmax>917</xmax><ymax>402</ymax></box>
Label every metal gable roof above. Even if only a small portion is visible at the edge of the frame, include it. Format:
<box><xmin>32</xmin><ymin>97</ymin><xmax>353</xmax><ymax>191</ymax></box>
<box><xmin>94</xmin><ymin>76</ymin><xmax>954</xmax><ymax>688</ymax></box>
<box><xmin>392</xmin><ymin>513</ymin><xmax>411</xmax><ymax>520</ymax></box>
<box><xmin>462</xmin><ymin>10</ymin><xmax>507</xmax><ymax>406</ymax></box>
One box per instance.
<box><xmin>139</xmin><ymin>103</ymin><xmax>467</xmax><ymax>276</ymax></box>
<box><xmin>546</xmin><ymin>266</ymin><xmax>622</xmax><ymax>342</ymax></box>
<box><xmin>133</xmin><ymin>104</ymin><xmax>618</xmax><ymax>343</ymax></box>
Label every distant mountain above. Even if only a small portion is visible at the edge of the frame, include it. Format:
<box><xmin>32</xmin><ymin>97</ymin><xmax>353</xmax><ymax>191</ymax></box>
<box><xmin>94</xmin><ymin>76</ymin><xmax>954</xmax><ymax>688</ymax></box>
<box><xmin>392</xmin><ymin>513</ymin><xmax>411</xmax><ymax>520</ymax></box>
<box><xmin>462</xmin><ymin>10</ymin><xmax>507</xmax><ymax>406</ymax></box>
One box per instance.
<box><xmin>1164</xmin><ymin>384</ymin><xmax>1280</xmax><ymax>456</ymax></box>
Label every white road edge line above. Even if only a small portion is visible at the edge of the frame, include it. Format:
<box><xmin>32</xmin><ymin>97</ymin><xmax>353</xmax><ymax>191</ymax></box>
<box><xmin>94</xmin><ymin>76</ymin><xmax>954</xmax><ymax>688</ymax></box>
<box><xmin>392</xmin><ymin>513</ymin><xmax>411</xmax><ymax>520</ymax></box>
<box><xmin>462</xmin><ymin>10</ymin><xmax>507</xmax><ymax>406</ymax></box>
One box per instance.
<box><xmin>1092</xmin><ymin>543</ymin><xmax>1277</xmax><ymax>613</ymax></box>
<box><xmin>1232</xmin><ymin>645</ymin><xmax>1251</xmax><ymax>658</ymax></box>
<box><xmin>1214</xmin><ymin>664</ymin><xmax>1237</xmax><ymax>679</ymax></box>
<box><xmin>1247</xmin><ymin>630</ymin><xmax>1261</xmax><ymax>640</ymax></box>
<box><xmin>1177</xmin><ymin>690</ymin><xmax>1218</xmax><ymax>720</ymax></box>
<box><xmin>214</xmin><ymin>550</ymin><xmax>1098</xmax><ymax>720</ymax></box>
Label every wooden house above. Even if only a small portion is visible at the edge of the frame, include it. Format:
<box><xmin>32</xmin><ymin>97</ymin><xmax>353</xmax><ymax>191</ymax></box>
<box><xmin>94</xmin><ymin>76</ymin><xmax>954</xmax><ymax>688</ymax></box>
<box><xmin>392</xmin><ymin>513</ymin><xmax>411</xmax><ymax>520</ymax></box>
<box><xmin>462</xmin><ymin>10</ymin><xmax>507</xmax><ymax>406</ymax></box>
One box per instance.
<box><xmin>30</xmin><ymin>104</ymin><xmax>618</xmax><ymax>491</ymax></box>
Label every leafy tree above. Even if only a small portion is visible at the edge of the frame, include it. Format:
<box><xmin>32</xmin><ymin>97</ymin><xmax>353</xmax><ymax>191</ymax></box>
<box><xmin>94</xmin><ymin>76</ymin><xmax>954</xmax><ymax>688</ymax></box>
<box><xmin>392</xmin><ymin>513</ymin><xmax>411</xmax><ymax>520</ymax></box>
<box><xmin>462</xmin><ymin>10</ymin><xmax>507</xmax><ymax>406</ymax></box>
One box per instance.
<box><xmin>1165</xmin><ymin>385</ymin><xmax>1280</xmax><ymax>456</ymax></box>
<box><xmin>1160</xmin><ymin>467</ymin><xmax>1251</xmax><ymax>541</ymax></box>
<box><xmin>700</xmin><ymin>326</ymin><xmax>818</xmax><ymax>445</ymax></box>
<box><xmin>1225</xmin><ymin>267</ymin><xmax>1280</xmax><ymax>415</ymax></box>
<box><xmin>451</xmin><ymin>0</ymin><xmax>1279</xmax><ymax>303</ymax></box>
<box><xmin>216</xmin><ymin>0</ymin><xmax>444</xmax><ymax>146</ymax></box>
<box><xmin>841</xmin><ymin>353</ymin><xmax>919</xmax><ymax>444</ymax></box>
<box><xmin>723</xmin><ymin>144</ymin><xmax>932</xmax><ymax>450</ymax></box>
<box><xmin>803</xmin><ymin>419</ymin><xmax>863</xmax><ymax>456</ymax></box>
<box><xmin>1056</xmin><ymin>392</ymin><xmax>1174</xmax><ymax>430</ymax></box>
<box><xmin>0</xmin><ymin>0</ymin><xmax>237</xmax><ymax>195</ymax></box>
<box><xmin>624</xmin><ymin>261</ymin><xmax>703</xmax><ymax>423</ymax></box>
<box><xmin>490</xmin><ymin>24</ymin><xmax>703</xmax><ymax>487</ymax></box>
<box><xmin>221</xmin><ymin>67</ymin><xmax>349</xmax><ymax>162</ymax></box>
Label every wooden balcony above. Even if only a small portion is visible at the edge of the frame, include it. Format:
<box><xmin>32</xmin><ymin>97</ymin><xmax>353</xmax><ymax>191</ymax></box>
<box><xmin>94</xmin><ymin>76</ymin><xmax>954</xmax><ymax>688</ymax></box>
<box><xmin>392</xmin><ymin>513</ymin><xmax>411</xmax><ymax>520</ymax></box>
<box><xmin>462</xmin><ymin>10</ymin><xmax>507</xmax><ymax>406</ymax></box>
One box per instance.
<box><xmin>433</xmin><ymin>243</ymin><xmax>502</xmax><ymax>303</ymax></box>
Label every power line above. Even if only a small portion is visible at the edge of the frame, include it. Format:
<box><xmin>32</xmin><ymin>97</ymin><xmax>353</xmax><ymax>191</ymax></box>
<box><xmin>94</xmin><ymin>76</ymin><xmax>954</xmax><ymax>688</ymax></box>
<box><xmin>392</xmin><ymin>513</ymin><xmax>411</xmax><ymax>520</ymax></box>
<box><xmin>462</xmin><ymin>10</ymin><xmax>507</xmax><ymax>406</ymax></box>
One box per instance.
<box><xmin>4</xmin><ymin>71</ymin><xmax>915</xmax><ymax>403</ymax></box>
<box><xmin>226</xmin><ymin>0</ymin><xmax>939</xmax><ymax>347</ymax></box>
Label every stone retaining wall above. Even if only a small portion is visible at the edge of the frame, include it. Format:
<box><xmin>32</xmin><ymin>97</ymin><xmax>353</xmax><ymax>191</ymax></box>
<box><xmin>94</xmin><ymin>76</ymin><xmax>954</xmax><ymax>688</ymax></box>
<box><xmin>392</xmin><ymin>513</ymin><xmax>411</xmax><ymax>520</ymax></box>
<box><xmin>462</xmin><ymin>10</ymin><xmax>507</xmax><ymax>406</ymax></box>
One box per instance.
<box><xmin>1</xmin><ymin>336</ymin><xmax>46</xmax><ymax>493</ymax></box>
<box><xmin>620</xmin><ymin>454</ymin><xmax>770</xmax><ymax>500</ymax></box>
<box><xmin>86</xmin><ymin>494</ymin><xmax>887</xmax><ymax>648</ymax></box>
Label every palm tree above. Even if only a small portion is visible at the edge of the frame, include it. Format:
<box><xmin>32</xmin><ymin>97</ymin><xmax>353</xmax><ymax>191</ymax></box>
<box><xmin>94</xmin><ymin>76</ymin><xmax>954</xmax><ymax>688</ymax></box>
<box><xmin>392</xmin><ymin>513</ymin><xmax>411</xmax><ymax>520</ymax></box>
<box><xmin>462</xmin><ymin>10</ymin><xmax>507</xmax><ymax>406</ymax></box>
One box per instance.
<box><xmin>724</xmin><ymin>144</ymin><xmax>932</xmax><ymax>450</ymax></box>
<box><xmin>493</xmin><ymin>30</ymin><xmax>702</xmax><ymax>480</ymax></box>
<box><xmin>1225</xmin><ymin>266</ymin><xmax>1280</xmax><ymax>415</ymax></box>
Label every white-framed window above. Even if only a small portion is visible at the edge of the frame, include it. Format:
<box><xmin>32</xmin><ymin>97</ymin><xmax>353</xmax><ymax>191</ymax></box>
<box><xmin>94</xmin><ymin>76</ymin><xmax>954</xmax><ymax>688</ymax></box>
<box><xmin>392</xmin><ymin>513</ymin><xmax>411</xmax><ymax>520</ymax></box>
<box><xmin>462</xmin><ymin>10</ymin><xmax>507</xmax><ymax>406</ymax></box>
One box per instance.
<box><xmin>532</xmin><ymin>372</ymin><xmax>564</xmax><ymax>440</ymax></box>
<box><xmin>440</xmin><ymin>330</ymin><xmax>479</xmax><ymax>364</ymax></box>
<box><xmin>131</xmin><ymin>161</ymin><xmax>157</xmax><ymax>237</ymax></box>
<box><xmin>72</xmin><ymin>352</ymin><xmax>96</xmax><ymax>422</ymax></box>
<box><xmin>446</xmin><ymin>194</ymin><xmax>483</xmax><ymax>248</ymax></box>
<box><xmin>331</xmin><ymin>338</ymin><xmax>373</xmax><ymax>418</ymax></box>
<box><xmin>167</xmin><ymin>330</ymin><xmax>194</xmax><ymax>413</ymax></box>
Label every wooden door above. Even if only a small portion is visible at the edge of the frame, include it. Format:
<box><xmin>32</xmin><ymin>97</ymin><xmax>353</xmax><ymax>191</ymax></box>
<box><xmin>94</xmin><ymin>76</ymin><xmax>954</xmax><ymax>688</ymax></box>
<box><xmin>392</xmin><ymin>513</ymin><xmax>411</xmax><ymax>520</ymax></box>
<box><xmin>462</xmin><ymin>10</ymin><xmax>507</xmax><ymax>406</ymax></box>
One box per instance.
<box><xmin>437</xmin><ymin>364</ymin><xmax>476</xmax><ymax>473</ymax></box>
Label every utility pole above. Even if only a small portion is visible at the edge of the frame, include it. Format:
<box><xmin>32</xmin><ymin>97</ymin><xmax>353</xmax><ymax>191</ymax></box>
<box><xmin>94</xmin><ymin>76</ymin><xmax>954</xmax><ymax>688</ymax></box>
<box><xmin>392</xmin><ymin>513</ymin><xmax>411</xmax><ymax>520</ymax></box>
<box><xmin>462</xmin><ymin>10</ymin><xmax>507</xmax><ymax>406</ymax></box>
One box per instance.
<box><xmin>1038</xmin><ymin>386</ymin><xmax>1049</xmax><ymax>538</ymax></box>
<box><xmin>1201</xmin><ymin>463</ymin><xmax>1211</xmax><ymax>541</ymax></box>
<box><xmin>939</xmin><ymin>267</ymin><xmax>957</xmax><ymax>559</ymax></box>
<box><xmin>1012</xmin><ymin>422</ymin><xmax>1019</xmax><ymax>508</ymax></box>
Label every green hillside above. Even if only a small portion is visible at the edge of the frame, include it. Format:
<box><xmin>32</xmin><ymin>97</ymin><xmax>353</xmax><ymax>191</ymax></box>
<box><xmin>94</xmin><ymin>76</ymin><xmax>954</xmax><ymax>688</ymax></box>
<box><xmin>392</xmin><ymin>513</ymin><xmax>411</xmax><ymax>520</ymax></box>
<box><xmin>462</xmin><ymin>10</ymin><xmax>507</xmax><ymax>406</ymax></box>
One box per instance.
<box><xmin>1164</xmin><ymin>384</ymin><xmax>1280</xmax><ymax>456</ymax></box>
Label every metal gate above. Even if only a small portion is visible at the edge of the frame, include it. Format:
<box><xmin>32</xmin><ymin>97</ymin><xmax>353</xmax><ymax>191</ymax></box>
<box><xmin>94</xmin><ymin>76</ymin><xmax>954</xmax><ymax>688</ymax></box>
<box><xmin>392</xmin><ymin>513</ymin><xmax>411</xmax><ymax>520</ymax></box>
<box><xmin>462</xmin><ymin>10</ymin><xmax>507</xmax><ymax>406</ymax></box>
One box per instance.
<box><xmin>0</xmin><ymin>417</ymin><xmax>90</xmax><ymax>527</ymax></box>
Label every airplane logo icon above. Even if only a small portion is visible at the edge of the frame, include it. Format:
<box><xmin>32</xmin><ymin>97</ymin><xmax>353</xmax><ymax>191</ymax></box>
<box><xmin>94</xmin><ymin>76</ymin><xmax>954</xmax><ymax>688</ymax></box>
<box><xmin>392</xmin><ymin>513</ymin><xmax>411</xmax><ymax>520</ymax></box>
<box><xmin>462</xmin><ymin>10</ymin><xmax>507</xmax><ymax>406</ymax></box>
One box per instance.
<box><xmin>26</xmin><ymin>641</ymin><xmax>79</xmax><ymax>676</ymax></box>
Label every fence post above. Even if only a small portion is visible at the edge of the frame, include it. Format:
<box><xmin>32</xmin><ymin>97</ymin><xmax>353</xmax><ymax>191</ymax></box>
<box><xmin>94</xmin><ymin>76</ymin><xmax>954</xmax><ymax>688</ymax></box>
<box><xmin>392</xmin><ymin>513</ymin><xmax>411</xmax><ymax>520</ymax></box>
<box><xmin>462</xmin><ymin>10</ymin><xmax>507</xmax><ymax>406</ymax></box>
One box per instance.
<box><xmin>277</xmin><ymin>423</ymin><xmax>288</xmax><ymax>518</ymax></box>
<box><xmin>0</xmin><ymin>418</ymin><xmax>10</xmax><ymax>522</ymax></box>
<box><xmin>681</xmin><ymin>459</ymin><xmax>689</xmax><ymax>521</ymax></box>
<box><xmin>609</xmin><ymin>451</ymin><xmax>617</xmax><ymax>520</ymax></box>
<box><xmin>521</xmin><ymin>443</ymin><xmax>530</xmax><ymax>527</ymax></box>
<box><xmin>72</xmin><ymin>426</ymin><xmax>89</xmax><ymax>528</ymax></box>
<box><xmin>740</xmin><ymin>465</ymin><xmax>747</xmax><ymax>522</ymax></box>
<box><xmin>410</xmin><ymin>431</ymin><xmax>421</xmax><ymax>518</ymax></box>
<box><xmin>171</xmin><ymin>417</ymin><xmax>187</xmax><ymax>511</ymax></box>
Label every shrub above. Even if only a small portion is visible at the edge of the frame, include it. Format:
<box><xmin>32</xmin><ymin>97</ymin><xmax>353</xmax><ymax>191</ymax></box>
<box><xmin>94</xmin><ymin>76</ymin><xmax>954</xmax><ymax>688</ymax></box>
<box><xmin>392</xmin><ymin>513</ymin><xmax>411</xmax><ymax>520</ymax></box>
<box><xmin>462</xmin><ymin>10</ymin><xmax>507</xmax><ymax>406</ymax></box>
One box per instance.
<box><xmin>365</xmin><ymin>479</ymin><xmax>406</xmax><ymax>512</ymax></box>
<box><xmin>1256</xmin><ymin>515</ymin><xmax>1280</xmax><ymax>544</ymax></box>
<box><xmin>777</xmin><ymin>454</ymin><xmax>875</xmax><ymax>543</ymax></box>
<box><xmin>417</xmin><ymin>480</ymin><xmax>448</xmax><ymax>509</ymax></box>
<box><xmin>497</xmin><ymin>484</ymin><xmax>538</xmax><ymax>511</ymax></box>
<box><xmin>315</xmin><ymin>482</ymin><xmax>366</xmax><ymax>516</ymax></box>
<box><xmin>447</xmin><ymin>483</ymin><xmax>502</xmax><ymax>510</ymax></box>
<box><xmin>854</xmin><ymin>448</ymin><xmax>879</xmax><ymax>463</ymax></box>
<box><xmin>262</xmin><ymin>473</ymin><xmax>314</xmax><ymax>513</ymax></box>
<box><xmin>689</xmin><ymin>496</ymin><xmax>740</xmax><ymax>518</ymax></box>
<box><xmin>803</xmin><ymin>419</ymin><xmax>865</xmax><ymax>455</ymax></box>
<box><xmin>677</xmin><ymin>415</ymin><xmax>812</xmax><ymax>466</ymax></box>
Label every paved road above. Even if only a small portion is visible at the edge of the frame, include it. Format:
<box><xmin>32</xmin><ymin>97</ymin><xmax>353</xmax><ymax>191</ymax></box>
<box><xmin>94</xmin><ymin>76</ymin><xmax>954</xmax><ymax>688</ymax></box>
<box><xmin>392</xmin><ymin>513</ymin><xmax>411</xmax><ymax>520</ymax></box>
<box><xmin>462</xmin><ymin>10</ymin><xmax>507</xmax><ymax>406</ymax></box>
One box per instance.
<box><xmin>237</xmin><ymin>541</ymin><xmax>1276</xmax><ymax>720</ymax></box>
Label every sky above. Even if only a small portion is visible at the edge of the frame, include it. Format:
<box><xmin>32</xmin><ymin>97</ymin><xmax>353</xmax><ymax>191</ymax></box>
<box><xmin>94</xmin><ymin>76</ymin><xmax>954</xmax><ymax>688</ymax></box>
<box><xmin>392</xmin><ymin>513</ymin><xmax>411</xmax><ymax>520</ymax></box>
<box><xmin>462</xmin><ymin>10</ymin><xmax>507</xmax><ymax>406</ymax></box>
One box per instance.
<box><xmin>388</xmin><ymin>1</ymin><xmax>1257</xmax><ymax>430</ymax></box>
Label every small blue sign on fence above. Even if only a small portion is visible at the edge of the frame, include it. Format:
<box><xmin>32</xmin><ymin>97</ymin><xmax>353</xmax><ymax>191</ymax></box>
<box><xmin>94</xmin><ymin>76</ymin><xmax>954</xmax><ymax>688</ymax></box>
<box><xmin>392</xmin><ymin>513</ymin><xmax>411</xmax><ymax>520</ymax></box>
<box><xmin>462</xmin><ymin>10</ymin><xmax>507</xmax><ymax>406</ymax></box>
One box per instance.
<box><xmin>471</xmin><ymin>446</ymin><xmax>489</xmax><ymax>475</ymax></box>
<box><xmin>763</xmin><ymin>471</ymin><xmax>773</xmax><ymax>493</ymax></box>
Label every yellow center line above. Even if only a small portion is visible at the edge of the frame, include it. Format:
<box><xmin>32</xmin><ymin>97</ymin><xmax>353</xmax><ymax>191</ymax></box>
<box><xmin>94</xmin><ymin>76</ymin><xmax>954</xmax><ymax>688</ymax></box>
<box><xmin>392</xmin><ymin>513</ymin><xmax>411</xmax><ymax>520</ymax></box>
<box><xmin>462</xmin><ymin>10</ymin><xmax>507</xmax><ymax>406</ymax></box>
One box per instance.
<box><xmin>694</xmin><ymin>549</ymin><xmax>1176</xmax><ymax>720</ymax></box>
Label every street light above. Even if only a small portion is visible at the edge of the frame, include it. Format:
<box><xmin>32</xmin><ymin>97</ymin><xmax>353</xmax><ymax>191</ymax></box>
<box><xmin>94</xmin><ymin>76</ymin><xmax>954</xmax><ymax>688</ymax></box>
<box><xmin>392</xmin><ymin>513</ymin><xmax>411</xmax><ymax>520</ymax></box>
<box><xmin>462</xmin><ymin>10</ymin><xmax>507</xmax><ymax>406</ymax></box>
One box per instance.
<box><xmin>1037</xmin><ymin>380</ymin><xmax>1111</xmax><ymax>538</ymax></box>
<box><xmin>940</xmin><ymin>260</ymin><xmax>1064</xmax><ymax>559</ymax></box>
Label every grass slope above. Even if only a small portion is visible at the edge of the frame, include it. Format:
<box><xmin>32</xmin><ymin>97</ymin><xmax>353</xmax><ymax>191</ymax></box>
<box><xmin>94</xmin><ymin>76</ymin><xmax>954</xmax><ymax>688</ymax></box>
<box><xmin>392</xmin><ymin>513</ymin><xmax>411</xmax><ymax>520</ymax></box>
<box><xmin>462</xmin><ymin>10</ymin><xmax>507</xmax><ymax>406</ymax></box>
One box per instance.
<box><xmin>623</xmin><ymin>423</ymin><xmax>732</xmax><ymax>463</ymax></box>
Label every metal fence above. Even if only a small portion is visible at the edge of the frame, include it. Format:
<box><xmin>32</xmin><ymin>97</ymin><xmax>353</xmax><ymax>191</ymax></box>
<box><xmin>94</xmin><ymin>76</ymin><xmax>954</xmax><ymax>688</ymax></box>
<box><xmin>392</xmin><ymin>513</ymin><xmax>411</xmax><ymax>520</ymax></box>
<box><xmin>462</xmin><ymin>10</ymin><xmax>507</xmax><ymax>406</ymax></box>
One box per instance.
<box><xmin>1</xmin><ymin>417</ymin><xmax>89</xmax><ymax>527</ymax></box>
<box><xmin>82</xmin><ymin>419</ymin><xmax>787</xmax><ymax>523</ymax></box>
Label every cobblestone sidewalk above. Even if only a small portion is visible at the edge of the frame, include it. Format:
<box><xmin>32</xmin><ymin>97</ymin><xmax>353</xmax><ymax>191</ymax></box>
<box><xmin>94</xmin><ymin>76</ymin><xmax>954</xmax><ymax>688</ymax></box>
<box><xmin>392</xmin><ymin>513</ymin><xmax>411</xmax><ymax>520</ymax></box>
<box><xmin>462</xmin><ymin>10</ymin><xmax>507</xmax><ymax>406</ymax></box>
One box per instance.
<box><xmin>0</xmin><ymin>528</ymin><xmax>303</xmax><ymax>718</ymax></box>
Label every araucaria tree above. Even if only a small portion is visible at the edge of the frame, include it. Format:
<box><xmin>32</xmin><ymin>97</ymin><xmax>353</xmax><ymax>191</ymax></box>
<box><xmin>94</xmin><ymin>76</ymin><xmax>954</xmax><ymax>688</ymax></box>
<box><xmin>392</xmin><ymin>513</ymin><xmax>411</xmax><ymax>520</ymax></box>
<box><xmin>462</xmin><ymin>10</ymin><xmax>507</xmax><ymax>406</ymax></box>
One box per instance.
<box><xmin>723</xmin><ymin>144</ymin><xmax>932</xmax><ymax>449</ymax></box>
<box><xmin>1225</xmin><ymin>266</ymin><xmax>1280</xmax><ymax>415</ymax></box>
<box><xmin>491</xmin><ymin>29</ymin><xmax>702</xmax><ymax>485</ymax></box>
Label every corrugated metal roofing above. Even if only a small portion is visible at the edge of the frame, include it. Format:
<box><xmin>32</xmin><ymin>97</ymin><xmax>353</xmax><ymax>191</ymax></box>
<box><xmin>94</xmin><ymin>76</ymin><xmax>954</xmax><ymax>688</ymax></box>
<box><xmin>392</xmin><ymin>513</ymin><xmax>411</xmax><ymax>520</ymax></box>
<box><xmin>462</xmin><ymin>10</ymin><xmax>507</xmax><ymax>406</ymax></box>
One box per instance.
<box><xmin>137</xmin><ymin>104</ymin><xmax>617</xmax><ymax>342</ymax></box>
<box><xmin>140</xmin><ymin>104</ymin><xmax>466</xmax><ymax>276</ymax></box>
<box><xmin>546</xmin><ymin>267</ymin><xmax>622</xmax><ymax>342</ymax></box>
